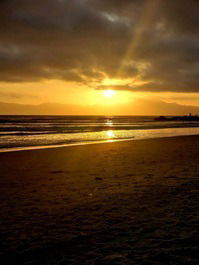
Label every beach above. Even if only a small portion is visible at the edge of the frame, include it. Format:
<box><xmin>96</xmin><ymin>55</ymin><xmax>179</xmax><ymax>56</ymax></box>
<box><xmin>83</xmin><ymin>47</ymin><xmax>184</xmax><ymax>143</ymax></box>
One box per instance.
<box><xmin>0</xmin><ymin>135</ymin><xmax>199</xmax><ymax>264</ymax></box>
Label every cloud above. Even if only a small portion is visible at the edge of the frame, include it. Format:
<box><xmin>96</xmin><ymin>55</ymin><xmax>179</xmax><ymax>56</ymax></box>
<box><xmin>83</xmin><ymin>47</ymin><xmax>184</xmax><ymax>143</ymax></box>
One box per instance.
<box><xmin>0</xmin><ymin>91</ymin><xmax>40</xmax><ymax>99</ymax></box>
<box><xmin>0</xmin><ymin>0</ymin><xmax>198</xmax><ymax>92</ymax></box>
<box><xmin>97</xmin><ymin>84</ymin><xmax>133</xmax><ymax>91</ymax></box>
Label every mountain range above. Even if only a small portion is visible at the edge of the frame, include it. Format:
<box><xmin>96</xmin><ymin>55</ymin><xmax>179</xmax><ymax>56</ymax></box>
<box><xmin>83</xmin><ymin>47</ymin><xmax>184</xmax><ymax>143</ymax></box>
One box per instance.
<box><xmin>0</xmin><ymin>99</ymin><xmax>199</xmax><ymax>115</ymax></box>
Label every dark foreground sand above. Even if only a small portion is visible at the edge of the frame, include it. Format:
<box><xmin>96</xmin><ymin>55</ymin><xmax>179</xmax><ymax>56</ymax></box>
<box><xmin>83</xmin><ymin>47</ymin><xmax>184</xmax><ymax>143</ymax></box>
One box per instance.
<box><xmin>0</xmin><ymin>136</ymin><xmax>199</xmax><ymax>265</ymax></box>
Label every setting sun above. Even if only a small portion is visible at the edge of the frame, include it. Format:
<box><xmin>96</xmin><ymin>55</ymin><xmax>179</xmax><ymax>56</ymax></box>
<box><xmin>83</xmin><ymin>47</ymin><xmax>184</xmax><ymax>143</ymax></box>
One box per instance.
<box><xmin>1</xmin><ymin>1</ymin><xmax>199</xmax><ymax>264</ymax></box>
<box><xmin>102</xmin><ymin>90</ymin><xmax>116</xmax><ymax>98</ymax></box>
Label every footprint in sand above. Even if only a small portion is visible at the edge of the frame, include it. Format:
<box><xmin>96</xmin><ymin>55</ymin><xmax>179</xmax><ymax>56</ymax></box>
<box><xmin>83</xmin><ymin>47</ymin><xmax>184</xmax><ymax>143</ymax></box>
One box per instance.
<box><xmin>165</xmin><ymin>175</ymin><xmax>176</xmax><ymax>179</ymax></box>
<box><xmin>95</xmin><ymin>177</ymin><xmax>103</xmax><ymax>181</ymax></box>
<box><xmin>50</xmin><ymin>170</ymin><xmax>65</xmax><ymax>174</ymax></box>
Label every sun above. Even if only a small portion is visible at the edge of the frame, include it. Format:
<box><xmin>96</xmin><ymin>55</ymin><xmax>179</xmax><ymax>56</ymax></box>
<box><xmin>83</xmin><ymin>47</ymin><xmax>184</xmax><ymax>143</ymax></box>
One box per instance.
<box><xmin>102</xmin><ymin>90</ymin><xmax>116</xmax><ymax>98</ymax></box>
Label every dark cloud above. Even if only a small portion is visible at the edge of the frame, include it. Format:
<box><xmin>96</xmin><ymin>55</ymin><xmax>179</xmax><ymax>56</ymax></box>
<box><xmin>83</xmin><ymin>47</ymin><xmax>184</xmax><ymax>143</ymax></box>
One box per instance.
<box><xmin>161</xmin><ymin>0</ymin><xmax>199</xmax><ymax>34</ymax></box>
<box><xmin>0</xmin><ymin>0</ymin><xmax>199</xmax><ymax>92</ymax></box>
<box><xmin>97</xmin><ymin>85</ymin><xmax>132</xmax><ymax>91</ymax></box>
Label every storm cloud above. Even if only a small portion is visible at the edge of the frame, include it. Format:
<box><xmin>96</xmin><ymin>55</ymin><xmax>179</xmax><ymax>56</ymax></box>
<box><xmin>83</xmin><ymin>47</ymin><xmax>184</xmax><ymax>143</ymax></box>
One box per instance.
<box><xmin>0</xmin><ymin>0</ymin><xmax>199</xmax><ymax>92</ymax></box>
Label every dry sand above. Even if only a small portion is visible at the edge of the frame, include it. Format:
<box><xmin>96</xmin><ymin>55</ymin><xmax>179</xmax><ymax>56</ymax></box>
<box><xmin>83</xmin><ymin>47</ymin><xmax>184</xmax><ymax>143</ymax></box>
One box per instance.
<box><xmin>0</xmin><ymin>136</ymin><xmax>199</xmax><ymax>265</ymax></box>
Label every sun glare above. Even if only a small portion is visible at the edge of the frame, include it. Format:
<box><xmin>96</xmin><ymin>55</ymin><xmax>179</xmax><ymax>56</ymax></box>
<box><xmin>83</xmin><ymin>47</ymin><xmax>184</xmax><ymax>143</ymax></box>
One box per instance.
<box><xmin>106</xmin><ymin>130</ymin><xmax>115</xmax><ymax>138</ymax></box>
<box><xmin>102</xmin><ymin>90</ymin><xmax>116</xmax><ymax>98</ymax></box>
<box><xmin>89</xmin><ymin>86</ymin><xmax>133</xmax><ymax>106</ymax></box>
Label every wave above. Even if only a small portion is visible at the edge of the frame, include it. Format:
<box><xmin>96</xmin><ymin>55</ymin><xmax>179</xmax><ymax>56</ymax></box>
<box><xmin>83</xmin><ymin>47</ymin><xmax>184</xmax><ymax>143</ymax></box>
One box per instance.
<box><xmin>1</xmin><ymin>115</ymin><xmax>199</xmax><ymax>151</ymax></box>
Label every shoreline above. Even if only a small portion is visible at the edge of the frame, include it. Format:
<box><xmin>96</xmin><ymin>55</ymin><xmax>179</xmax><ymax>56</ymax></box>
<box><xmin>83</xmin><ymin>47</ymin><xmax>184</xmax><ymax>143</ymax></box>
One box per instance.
<box><xmin>1</xmin><ymin>127</ymin><xmax>199</xmax><ymax>153</ymax></box>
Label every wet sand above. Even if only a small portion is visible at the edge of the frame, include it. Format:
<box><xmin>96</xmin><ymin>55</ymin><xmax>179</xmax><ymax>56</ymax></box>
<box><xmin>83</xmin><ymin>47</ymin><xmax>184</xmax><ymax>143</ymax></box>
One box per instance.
<box><xmin>0</xmin><ymin>135</ymin><xmax>199</xmax><ymax>264</ymax></box>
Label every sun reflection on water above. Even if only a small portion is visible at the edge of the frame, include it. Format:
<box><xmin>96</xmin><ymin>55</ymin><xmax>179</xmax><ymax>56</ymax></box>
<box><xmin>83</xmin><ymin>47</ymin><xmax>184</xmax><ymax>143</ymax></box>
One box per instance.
<box><xmin>106</xmin><ymin>130</ymin><xmax>115</xmax><ymax>141</ymax></box>
<box><xmin>106</xmin><ymin>120</ymin><xmax>113</xmax><ymax>126</ymax></box>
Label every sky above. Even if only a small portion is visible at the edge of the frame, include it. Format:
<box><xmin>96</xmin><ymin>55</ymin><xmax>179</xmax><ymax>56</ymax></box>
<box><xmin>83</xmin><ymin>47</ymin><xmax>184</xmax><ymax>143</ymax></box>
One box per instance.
<box><xmin>0</xmin><ymin>0</ymin><xmax>199</xmax><ymax>114</ymax></box>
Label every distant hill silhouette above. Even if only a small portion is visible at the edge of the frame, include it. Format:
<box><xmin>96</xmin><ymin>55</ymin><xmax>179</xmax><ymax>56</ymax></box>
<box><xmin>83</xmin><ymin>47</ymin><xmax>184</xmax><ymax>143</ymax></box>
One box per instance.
<box><xmin>0</xmin><ymin>99</ymin><xmax>199</xmax><ymax>115</ymax></box>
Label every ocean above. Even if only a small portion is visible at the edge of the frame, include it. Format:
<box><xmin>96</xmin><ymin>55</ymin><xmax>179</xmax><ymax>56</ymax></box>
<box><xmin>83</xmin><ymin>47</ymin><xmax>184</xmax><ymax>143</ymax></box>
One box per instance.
<box><xmin>1</xmin><ymin>115</ymin><xmax>199</xmax><ymax>151</ymax></box>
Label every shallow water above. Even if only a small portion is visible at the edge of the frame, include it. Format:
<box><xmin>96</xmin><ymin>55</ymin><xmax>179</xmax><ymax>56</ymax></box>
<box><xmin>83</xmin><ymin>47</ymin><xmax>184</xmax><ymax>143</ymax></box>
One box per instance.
<box><xmin>1</xmin><ymin>115</ymin><xmax>199</xmax><ymax>151</ymax></box>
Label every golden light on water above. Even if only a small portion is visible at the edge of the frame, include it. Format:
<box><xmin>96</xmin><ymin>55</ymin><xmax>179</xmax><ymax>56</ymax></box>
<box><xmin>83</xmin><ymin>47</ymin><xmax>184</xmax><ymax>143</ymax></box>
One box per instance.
<box><xmin>106</xmin><ymin>130</ymin><xmax>115</xmax><ymax>138</ymax></box>
<box><xmin>106</xmin><ymin>120</ymin><xmax>113</xmax><ymax>126</ymax></box>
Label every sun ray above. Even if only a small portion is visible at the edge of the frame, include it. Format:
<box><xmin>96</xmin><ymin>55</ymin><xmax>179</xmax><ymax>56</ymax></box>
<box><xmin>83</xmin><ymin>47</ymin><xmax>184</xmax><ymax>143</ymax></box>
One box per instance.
<box><xmin>117</xmin><ymin>0</ymin><xmax>160</xmax><ymax>78</ymax></box>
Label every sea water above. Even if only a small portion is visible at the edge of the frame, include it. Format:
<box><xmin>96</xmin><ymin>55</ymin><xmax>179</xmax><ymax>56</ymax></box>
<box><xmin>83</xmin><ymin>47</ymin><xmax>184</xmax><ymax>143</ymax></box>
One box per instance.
<box><xmin>1</xmin><ymin>115</ymin><xmax>199</xmax><ymax>151</ymax></box>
